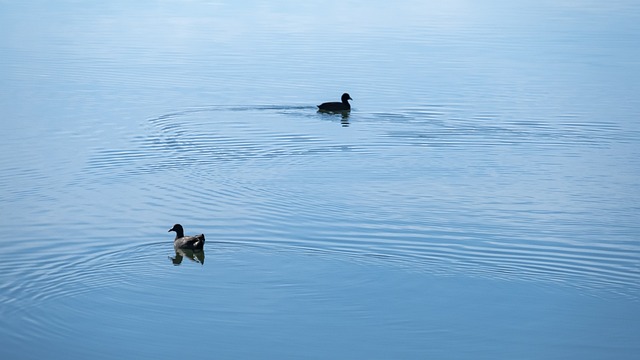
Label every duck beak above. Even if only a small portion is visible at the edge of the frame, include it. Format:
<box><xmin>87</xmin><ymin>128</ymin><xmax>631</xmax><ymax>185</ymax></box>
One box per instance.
<box><xmin>168</xmin><ymin>228</ymin><xmax>173</xmax><ymax>232</ymax></box>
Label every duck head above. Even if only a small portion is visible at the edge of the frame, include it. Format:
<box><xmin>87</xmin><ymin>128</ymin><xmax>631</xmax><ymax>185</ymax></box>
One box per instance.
<box><xmin>341</xmin><ymin>93</ymin><xmax>353</xmax><ymax>103</ymax></box>
<box><xmin>168</xmin><ymin>224</ymin><xmax>184</xmax><ymax>238</ymax></box>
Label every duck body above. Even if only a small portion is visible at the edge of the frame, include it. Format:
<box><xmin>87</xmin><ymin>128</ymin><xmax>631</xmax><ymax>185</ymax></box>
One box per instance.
<box><xmin>318</xmin><ymin>93</ymin><xmax>352</xmax><ymax>112</ymax></box>
<box><xmin>169</xmin><ymin>224</ymin><xmax>205</xmax><ymax>250</ymax></box>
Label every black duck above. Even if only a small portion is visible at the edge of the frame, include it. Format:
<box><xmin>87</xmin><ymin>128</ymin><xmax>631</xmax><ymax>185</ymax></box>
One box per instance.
<box><xmin>168</xmin><ymin>224</ymin><xmax>205</xmax><ymax>250</ymax></box>
<box><xmin>318</xmin><ymin>93</ymin><xmax>352</xmax><ymax>112</ymax></box>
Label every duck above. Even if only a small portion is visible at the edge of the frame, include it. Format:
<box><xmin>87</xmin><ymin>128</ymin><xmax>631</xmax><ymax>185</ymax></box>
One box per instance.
<box><xmin>317</xmin><ymin>93</ymin><xmax>352</xmax><ymax>112</ymax></box>
<box><xmin>168</xmin><ymin>224</ymin><xmax>205</xmax><ymax>250</ymax></box>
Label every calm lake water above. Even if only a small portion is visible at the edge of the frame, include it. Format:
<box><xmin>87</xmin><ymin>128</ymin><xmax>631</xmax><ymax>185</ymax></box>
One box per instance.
<box><xmin>1</xmin><ymin>1</ymin><xmax>640</xmax><ymax>359</ymax></box>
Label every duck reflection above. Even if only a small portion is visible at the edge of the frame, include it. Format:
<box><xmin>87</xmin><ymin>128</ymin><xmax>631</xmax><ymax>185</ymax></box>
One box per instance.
<box><xmin>340</xmin><ymin>111</ymin><xmax>350</xmax><ymax>127</ymax></box>
<box><xmin>317</xmin><ymin>109</ymin><xmax>350</xmax><ymax>127</ymax></box>
<box><xmin>170</xmin><ymin>247</ymin><xmax>205</xmax><ymax>265</ymax></box>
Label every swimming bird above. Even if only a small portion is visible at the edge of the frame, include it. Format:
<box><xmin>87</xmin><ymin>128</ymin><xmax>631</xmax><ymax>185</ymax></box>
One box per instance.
<box><xmin>317</xmin><ymin>93</ymin><xmax>352</xmax><ymax>112</ymax></box>
<box><xmin>168</xmin><ymin>224</ymin><xmax>205</xmax><ymax>250</ymax></box>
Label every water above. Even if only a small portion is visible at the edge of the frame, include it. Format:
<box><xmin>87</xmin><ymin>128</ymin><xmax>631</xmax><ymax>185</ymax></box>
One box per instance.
<box><xmin>1</xmin><ymin>1</ymin><xmax>640</xmax><ymax>359</ymax></box>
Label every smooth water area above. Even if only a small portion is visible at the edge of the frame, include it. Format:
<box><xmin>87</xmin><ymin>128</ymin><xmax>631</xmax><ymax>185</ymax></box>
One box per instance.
<box><xmin>1</xmin><ymin>1</ymin><xmax>640</xmax><ymax>359</ymax></box>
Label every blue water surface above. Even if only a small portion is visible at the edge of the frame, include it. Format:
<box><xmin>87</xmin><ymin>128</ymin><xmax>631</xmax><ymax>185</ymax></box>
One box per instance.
<box><xmin>1</xmin><ymin>1</ymin><xmax>639</xmax><ymax>359</ymax></box>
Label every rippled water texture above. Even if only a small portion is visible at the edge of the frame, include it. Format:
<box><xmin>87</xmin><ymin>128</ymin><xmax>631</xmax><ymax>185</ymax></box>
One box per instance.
<box><xmin>1</xmin><ymin>1</ymin><xmax>640</xmax><ymax>359</ymax></box>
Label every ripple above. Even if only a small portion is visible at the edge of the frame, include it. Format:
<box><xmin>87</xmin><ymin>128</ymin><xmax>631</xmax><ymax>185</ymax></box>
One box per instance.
<box><xmin>0</xmin><ymin>240</ymin><xmax>171</xmax><ymax>318</ymax></box>
<box><xmin>371</xmin><ymin>105</ymin><xmax>626</xmax><ymax>149</ymax></box>
<box><xmin>229</xmin><ymin>219</ymin><xmax>640</xmax><ymax>298</ymax></box>
<box><xmin>82</xmin><ymin>105</ymin><xmax>355</xmax><ymax>183</ymax></box>
<box><xmin>14</xmin><ymin>103</ymin><xmax>636</xmax><ymax>302</ymax></box>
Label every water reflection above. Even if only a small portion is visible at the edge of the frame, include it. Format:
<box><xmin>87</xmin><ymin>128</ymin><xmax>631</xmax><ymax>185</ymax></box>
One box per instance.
<box><xmin>340</xmin><ymin>111</ymin><xmax>350</xmax><ymax>127</ymax></box>
<box><xmin>317</xmin><ymin>109</ymin><xmax>351</xmax><ymax>127</ymax></box>
<box><xmin>170</xmin><ymin>248</ymin><xmax>205</xmax><ymax>266</ymax></box>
